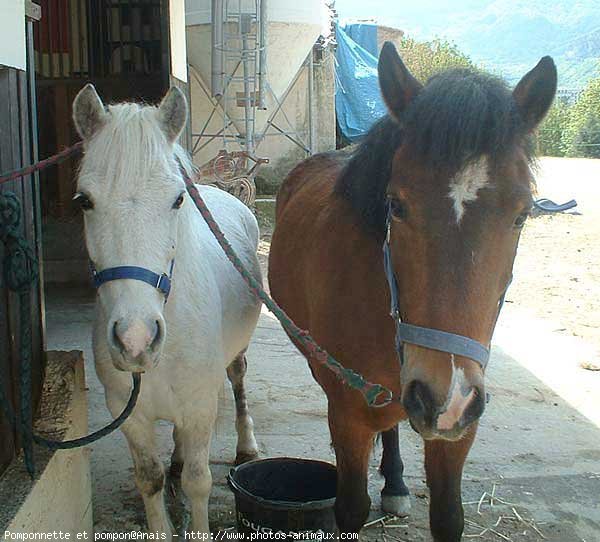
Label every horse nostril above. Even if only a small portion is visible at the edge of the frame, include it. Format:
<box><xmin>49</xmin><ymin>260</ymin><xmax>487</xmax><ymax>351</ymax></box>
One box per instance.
<box><xmin>111</xmin><ymin>320</ymin><xmax>125</xmax><ymax>352</ymax></box>
<box><xmin>150</xmin><ymin>319</ymin><xmax>163</xmax><ymax>351</ymax></box>
<box><xmin>461</xmin><ymin>387</ymin><xmax>486</xmax><ymax>427</ymax></box>
<box><xmin>403</xmin><ymin>380</ymin><xmax>434</xmax><ymax>423</ymax></box>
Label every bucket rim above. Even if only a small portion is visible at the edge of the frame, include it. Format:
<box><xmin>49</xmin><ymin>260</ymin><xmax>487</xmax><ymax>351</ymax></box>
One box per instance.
<box><xmin>228</xmin><ymin>457</ymin><xmax>337</xmax><ymax>511</ymax></box>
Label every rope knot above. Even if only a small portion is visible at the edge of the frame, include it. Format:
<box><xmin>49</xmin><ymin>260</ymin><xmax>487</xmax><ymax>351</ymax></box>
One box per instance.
<box><xmin>0</xmin><ymin>192</ymin><xmax>38</xmax><ymax>292</ymax></box>
<box><xmin>0</xmin><ymin>192</ymin><xmax>21</xmax><ymax>239</ymax></box>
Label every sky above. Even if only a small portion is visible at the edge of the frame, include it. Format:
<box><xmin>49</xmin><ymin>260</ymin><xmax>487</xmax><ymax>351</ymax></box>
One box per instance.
<box><xmin>333</xmin><ymin>0</ymin><xmax>475</xmax><ymax>39</ymax></box>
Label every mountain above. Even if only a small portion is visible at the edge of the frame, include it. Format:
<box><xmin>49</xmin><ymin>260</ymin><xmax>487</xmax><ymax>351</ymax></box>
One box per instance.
<box><xmin>335</xmin><ymin>0</ymin><xmax>600</xmax><ymax>88</ymax></box>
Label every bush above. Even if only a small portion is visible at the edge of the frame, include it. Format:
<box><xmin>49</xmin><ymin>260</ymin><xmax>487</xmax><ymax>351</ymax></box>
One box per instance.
<box><xmin>563</xmin><ymin>77</ymin><xmax>600</xmax><ymax>158</ymax></box>
<box><xmin>537</xmin><ymin>99</ymin><xmax>570</xmax><ymax>157</ymax></box>
<box><xmin>535</xmin><ymin>70</ymin><xmax>600</xmax><ymax>159</ymax></box>
<box><xmin>396</xmin><ymin>37</ymin><xmax>475</xmax><ymax>83</ymax></box>
<box><xmin>569</xmin><ymin>114</ymin><xmax>600</xmax><ymax>158</ymax></box>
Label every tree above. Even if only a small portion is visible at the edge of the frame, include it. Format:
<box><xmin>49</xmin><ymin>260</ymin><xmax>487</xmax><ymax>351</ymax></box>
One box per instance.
<box><xmin>537</xmin><ymin>98</ymin><xmax>570</xmax><ymax>157</ymax></box>
<box><xmin>394</xmin><ymin>37</ymin><xmax>475</xmax><ymax>83</ymax></box>
<box><xmin>562</xmin><ymin>77</ymin><xmax>600</xmax><ymax>158</ymax></box>
<box><xmin>569</xmin><ymin>114</ymin><xmax>600</xmax><ymax>159</ymax></box>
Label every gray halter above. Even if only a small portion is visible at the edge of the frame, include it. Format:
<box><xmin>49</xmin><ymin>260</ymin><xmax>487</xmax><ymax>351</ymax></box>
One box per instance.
<box><xmin>382</xmin><ymin>205</ymin><xmax>510</xmax><ymax>370</ymax></box>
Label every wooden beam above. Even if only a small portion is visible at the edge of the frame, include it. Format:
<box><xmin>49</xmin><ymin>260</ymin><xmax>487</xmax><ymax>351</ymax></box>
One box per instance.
<box><xmin>25</xmin><ymin>1</ymin><xmax>41</xmax><ymax>22</ymax></box>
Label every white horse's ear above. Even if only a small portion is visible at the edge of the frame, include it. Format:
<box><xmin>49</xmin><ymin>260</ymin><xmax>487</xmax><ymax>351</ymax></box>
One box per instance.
<box><xmin>157</xmin><ymin>87</ymin><xmax>188</xmax><ymax>144</ymax></box>
<box><xmin>73</xmin><ymin>83</ymin><xmax>107</xmax><ymax>140</ymax></box>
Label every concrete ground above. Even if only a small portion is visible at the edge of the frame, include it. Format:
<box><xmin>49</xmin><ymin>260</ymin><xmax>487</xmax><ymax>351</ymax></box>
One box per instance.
<box><xmin>44</xmin><ymin>157</ymin><xmax>600</xmax><ymax>541</ymax></box>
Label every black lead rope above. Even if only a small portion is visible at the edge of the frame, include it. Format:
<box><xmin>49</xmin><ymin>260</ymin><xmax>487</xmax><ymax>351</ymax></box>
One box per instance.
<box><xmin>32</xmin><ymin>374</ymin><xmax>141</xmax><ymax>451</ymax></box>
<box><xmin>0</xmin><ymin>191</ymin><xmax>141</xmax><ymax>477</ymax></box>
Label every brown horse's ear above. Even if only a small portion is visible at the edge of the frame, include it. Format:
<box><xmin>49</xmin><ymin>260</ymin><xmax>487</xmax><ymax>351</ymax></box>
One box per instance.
<box><xmin>378</xmin><ymin>41</ymin><xmax>422</xmax><ymax>121</ymax></box>
<box><xmin>73</xmin><ymin>84</ymin><xmax>107</xmax><ymax>140</ymax></box>
<box><xmin>513</xmin><ymin>56</ymin><xmax>557</xmax><ymax>132</ymax></box>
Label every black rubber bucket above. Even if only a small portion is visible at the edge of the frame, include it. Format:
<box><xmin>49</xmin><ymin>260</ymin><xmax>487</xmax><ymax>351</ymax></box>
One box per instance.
<box><xmin>227</xmin><ymin>457</ymin><xmax>337</xmax><ymax>536</ymax></box>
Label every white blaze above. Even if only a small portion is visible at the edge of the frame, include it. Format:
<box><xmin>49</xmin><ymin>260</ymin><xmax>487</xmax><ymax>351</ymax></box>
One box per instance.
<box><xmin>449</xmin><ymin>157</ymin><xmax>489</xmax><ymax>222</ymax></box>
<box><xmin>437</xmin><ymin>355</ymin><xmax>476</xmax><ymax>431</ymax></box>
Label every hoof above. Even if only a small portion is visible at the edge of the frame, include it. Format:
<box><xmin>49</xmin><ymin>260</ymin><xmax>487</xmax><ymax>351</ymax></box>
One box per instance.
<box><xmin>235</xmin><ymin>450</ymin><xmax>259</xmax><ymax>465</ymax></box>
<box><xmin>381</xmin><ymin>494</ymin><xmax>411</xmax><ymax>517</ymax></box>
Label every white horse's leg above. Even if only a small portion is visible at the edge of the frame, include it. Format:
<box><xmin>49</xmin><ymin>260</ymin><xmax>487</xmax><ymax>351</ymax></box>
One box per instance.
<box><xmin>170</xmin><ymin>425</ymin><xmax>184</xmax><ymax>479</ymax></box>
<box><xmin>227</xmin><ymin>351</ymin><xmax>259</xmax><ymax>464</ymax></box>
<box><xmin>179</xmin><ymin>403</ymin><xmax>218</xmax><ymax>535</ymax></box>
<box><xmin>119</xmin><ymin>416</ymin><xmax>173</xmax><ymax>539</ymax></box>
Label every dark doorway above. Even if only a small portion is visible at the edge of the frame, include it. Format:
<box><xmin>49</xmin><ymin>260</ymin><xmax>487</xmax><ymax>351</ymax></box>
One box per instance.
<box><xmin>34</xmin><ymin>0</ymin><xmax>172</xmax><ymax>283</ymax></box>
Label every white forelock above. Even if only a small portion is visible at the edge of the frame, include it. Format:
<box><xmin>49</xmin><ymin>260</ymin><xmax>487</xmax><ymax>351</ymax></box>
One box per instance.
<box><xmin>78</xmin><ymin>102</ymin><xmax>187</xmax><ymax>194</ymax></box>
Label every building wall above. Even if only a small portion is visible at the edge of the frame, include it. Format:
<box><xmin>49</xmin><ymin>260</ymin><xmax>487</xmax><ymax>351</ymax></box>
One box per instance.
<box><xmin>188</xmin><ymin>42</ymin><xmax>336</xmax><ymax>191</ymax></box>
<box><xmin>377</xmin><ymin>25</ymin><xmax>405</xmax><ymax>54</ymax></box>
<box><xmin>0</xmin><ymin>1</ymin><xmax>26</xmax><ymax>70</ymax></box>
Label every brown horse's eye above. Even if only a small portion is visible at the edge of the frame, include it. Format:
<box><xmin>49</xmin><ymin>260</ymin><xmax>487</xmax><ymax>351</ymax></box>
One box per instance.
<box><xmin>173</xmin><ymin>192</ymin><xmax>185</xmax><ymax>209</ymax></box>
<box><xmin>514</xmin><ymin>211</ymin><xmax>529</xmax><ymax>228</ymax></box>
<box><xmin>73</xmin><ymin>192</ymin><xmax>94</xmax><ymax>211</ymax></box>
<box><xmin>389</xmin><ymin>198</ymin><xmax>407</xmax><ymax>220</ymax></box>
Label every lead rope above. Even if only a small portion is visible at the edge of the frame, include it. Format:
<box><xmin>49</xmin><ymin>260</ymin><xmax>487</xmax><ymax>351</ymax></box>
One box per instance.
<box><xmin>183</xmin><ymin>176</ymin><xmax>394</xmax><ymax>408</ymax></box>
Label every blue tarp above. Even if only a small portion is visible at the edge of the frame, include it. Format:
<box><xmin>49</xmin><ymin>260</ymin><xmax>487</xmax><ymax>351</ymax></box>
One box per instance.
<box><xmin>335</xmin><ymin>23</ymin><xmax>387</xmax><ymax>142</ymax></box>
<box><xmin>343</xmin><ymin>23</ymin><xmax>379</xmax><ymax>57</ymax></box>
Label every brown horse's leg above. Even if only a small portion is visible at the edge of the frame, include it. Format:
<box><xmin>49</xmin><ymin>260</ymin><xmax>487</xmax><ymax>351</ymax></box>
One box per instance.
<box><xmin>424</xmin><ymin>425</ymin><xmax>477</xmax><ymax>542</ymax></box>
<box><xmin>329</xmin><ymin>407</ymin><xmax>373</xmax><ymax>533</ymax></box>
<box><xmin>380</xmin><ymin>425</ymin><xmax>411</xmax><ymax>516</ymax></box>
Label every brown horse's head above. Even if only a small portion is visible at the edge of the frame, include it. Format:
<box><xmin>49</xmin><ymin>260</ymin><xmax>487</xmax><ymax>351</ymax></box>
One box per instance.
<box><xmin>338</xmin><ymin>43</ymin><xmax>556</xmax><ymax>440</ymax></box>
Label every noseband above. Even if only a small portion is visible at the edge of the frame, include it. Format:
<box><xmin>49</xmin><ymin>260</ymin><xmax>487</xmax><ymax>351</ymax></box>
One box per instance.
<box><xmin>91</xmin><ymin>260</ymin><xmax>175</xmax><ymax>300</ymax></box>
<box><xmin>382</xmin><ymin>206</ymin><xmax>509</xmax><ymax>370</ymax></box>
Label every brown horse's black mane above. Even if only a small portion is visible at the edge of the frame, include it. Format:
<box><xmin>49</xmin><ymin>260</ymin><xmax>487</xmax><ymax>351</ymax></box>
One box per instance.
<box><xmin>335</xmin><ymin>68</ymin><xmax>534</xmax><ymax>236</ymax></box>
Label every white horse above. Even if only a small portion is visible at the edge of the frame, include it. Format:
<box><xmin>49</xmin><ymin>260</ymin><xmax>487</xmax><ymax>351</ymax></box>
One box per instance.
<box><xmin>72</xmin><ymin>84</ymin><xmax>261</xmax><ymax>537</ymax></box>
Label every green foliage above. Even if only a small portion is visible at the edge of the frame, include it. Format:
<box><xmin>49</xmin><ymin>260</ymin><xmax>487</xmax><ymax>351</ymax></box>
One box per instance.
<box><xmin>396</xmin><ymin>37</ymin><xmax>475</xmax><ymax>83</ymax></box>
<box><xmin>537</xmin><ymin>99</ymin><xmax>570</xmax><ymax>157</ymax></box>
<box><xmin>536</xmin><ymin>74</ymin><xmax>600</xmax><ymax>158</ymax></box>
<box><xmin>563</xmin><ymin>78</ymin><xmax>600</xmax><ymax>158</ymax></box>
<box><xmin>569</xmin><ymin>116</ymin><xmax>600</xmax><ymax>158</ymax></box>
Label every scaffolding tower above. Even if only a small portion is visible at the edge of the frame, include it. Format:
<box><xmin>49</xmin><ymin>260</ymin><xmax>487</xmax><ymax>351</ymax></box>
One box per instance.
<box><xmin>211</xmin><ymin>0</ymin><xmax>266</xmax><ymax>154</ymax></box>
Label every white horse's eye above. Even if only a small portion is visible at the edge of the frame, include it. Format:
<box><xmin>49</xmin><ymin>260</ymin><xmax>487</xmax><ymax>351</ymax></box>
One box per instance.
<box><xmin>173</xmin><ymin>192</ymin><xmax>185</xmax><ymax>209</ymax></box>
<box><xmin>73</xmin><ymin>192</ymin><xmax>94</xmax><ymax>211</ymax></box>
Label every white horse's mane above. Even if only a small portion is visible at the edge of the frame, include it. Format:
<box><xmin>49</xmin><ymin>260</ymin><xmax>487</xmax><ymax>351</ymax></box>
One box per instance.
<box><xmin>81</xmin><ymin>101</ymin><xmax>195</xmax><ymax>189</ymax></box>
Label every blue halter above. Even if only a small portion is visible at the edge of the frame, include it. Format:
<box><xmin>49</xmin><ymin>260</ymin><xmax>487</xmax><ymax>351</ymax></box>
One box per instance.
<box><xmin>382</xmin><ymin>206</ymin><xmax>509</xmax><ymax>370</ymax></box>
<box><xmin>91</xmin><ymin>260</ymin><xmax>175</xmax><ymax>300</ymax></box>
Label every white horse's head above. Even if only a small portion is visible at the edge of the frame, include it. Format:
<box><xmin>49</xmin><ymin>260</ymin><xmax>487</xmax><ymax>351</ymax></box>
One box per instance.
<box><xmin>73</xmin><ymin>84</ymin><xmax>190</xmax><ymax>372</ymax></box>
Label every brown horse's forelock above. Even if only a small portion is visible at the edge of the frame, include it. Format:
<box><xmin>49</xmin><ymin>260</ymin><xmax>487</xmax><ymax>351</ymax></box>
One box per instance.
<box><xmin>334</xmin><ymin>68</ymin><xmax>535</xmax><ymax>237</ymax></box>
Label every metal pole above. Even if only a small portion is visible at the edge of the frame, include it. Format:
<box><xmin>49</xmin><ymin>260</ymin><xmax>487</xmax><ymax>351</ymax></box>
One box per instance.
<box><xmin>257</xmin><ymin>0</ymin><xmax>267</xmax><ymax>109</ymax></box>
<box><xmin>241</xmin><ymin>14</ymin><xmax>253</xmax><ymax>154</ymax></box>
<box><xmin>307</xmin><ymin>48</ymin><xmax>315</xmax><ymax>156</ymax></box>
<box><xmin>25</xmin><ymin>6</ymin><xmax>45</xmax><ymax>350</ymax></box>
<box><xmin>211</xmin><ymin>0</ymin><xmax>224</xmax><ymax>97</ymax></box>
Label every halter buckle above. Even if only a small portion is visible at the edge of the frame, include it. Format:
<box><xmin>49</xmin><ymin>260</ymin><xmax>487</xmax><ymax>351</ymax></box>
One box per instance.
<box><xmin>156</xmin><ymin>273</ymin><xmax>171</xmax><ymax>298</ymax></box>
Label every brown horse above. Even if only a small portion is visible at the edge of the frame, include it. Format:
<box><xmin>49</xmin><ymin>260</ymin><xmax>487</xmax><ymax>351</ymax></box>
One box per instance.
<box><xmin>268</xmin><ymin>42</ymin><xmax>556</xmax><ymax>541</ymax></box>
